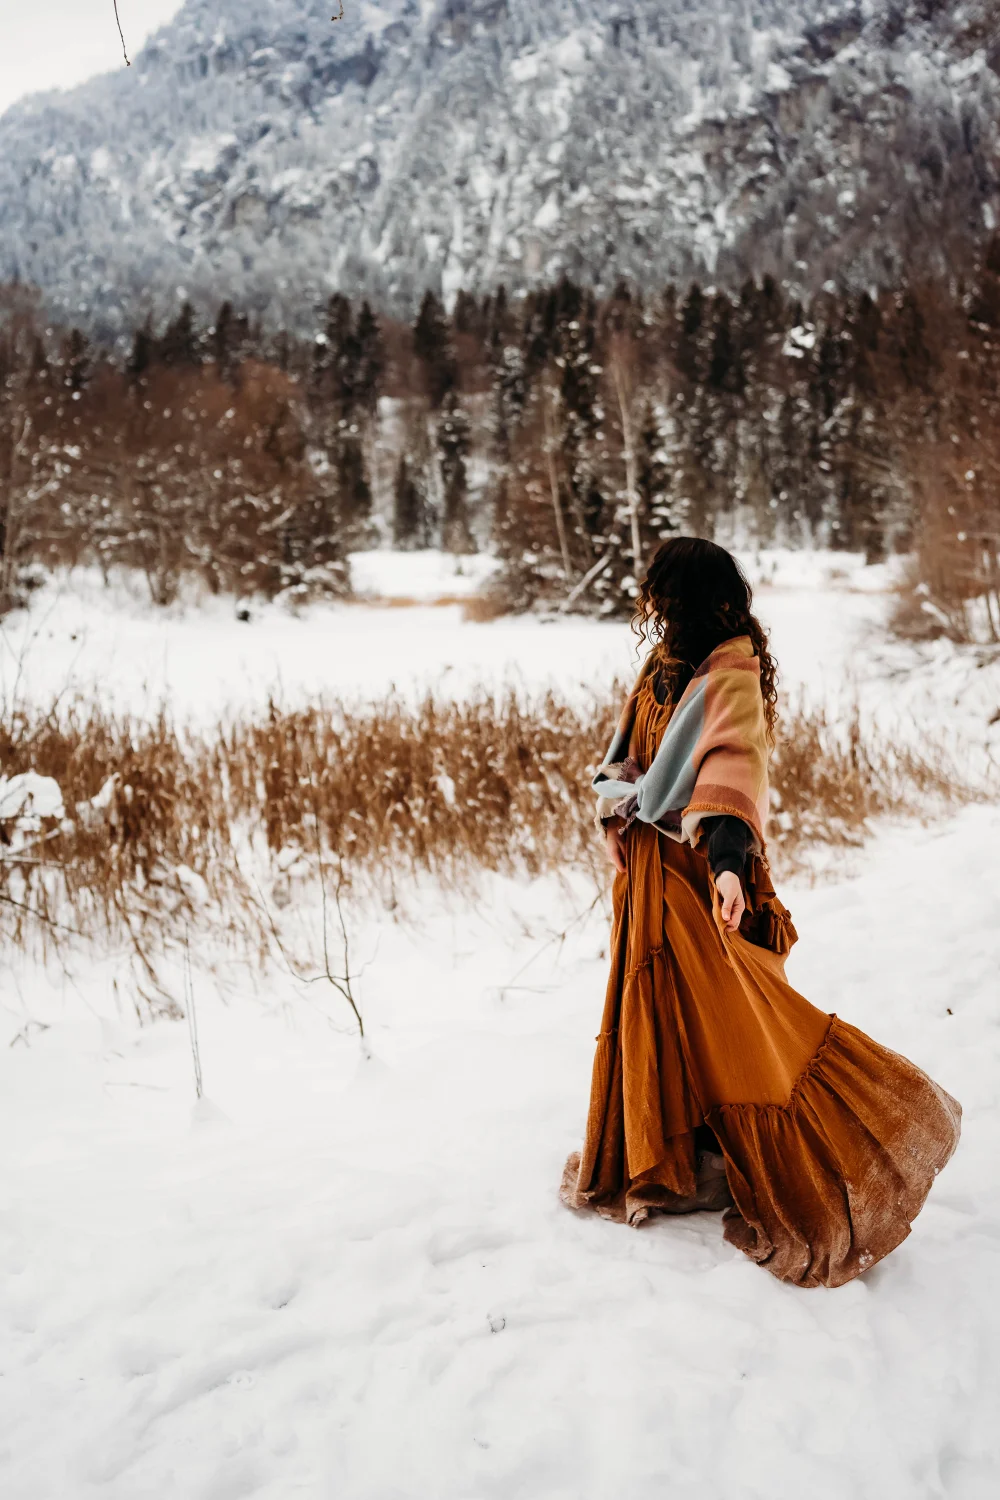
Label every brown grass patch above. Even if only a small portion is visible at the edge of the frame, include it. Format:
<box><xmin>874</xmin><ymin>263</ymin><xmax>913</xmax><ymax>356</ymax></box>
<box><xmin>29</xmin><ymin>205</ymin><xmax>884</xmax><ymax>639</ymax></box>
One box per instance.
<box><xmin>460</xmin><ymin>587</ymin><xmax>511</xmax><ymax>622</ymax></box>
<box><xmin>769</xmin><ymin>701</ymin><xmax>970</xmax><ymax>869</ymax></box>
<box><xmin>0</xmin><ymin>687</ymin><xmax>981</xmax><ymax>988</ymax></box>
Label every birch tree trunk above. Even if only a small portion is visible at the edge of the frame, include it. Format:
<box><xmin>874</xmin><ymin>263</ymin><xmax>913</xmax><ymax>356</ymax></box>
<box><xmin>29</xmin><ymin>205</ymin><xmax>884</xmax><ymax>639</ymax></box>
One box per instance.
<box><xmin>542</xmin><ymin>380</ymin><xmax>573</xmax><ymax>583</ymax></box>
<box><xmin>610</xmin><ymin>337</ymin><xmax>642</xmax><ymax>573</ymax></box>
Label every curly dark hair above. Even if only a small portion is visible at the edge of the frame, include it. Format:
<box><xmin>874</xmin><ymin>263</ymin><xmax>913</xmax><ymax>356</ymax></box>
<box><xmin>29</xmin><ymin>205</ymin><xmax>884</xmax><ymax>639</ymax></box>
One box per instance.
<box><xmin>632</xmin><ymin>536</ymin><xmax>779</xmax><ymax>739</ymax></box>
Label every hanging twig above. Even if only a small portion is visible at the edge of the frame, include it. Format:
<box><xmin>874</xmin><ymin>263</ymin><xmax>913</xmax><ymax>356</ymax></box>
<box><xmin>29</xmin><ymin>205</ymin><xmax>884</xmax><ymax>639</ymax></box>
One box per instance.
<box><xmin>105</xmin><ymin>6</ymin><xmax>349</xmax><ymax>89</ymax></box>
<box><xmin>113</xmin><ymin>2</ymin><xmax>131</xmax><ymax>66</ymax></box>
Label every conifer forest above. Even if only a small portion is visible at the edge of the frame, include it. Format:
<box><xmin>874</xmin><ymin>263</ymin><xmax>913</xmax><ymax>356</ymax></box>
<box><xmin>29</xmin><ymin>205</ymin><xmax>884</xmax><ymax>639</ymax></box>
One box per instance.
<box><xmin>4</xmin><ymin>252</ymin><xmax>1000</xmax><ymax>635</ymax></box>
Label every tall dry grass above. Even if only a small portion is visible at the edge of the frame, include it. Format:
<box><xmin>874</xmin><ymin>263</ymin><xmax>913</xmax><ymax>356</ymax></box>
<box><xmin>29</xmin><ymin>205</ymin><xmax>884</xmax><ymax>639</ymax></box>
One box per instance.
<box><xmin>768</xmin><ymin>700</ymin><xmax>972</xmax><ymax>864</ymax></box>
<box><xmin>0</xmin><ymin>686</ymin><xmax>980</xmax><ymax>988</ymax></box>
<box><xmin>889</xmin><ymin>430</ymin><xmax>1000</xmax><ymax>644</ymax></box>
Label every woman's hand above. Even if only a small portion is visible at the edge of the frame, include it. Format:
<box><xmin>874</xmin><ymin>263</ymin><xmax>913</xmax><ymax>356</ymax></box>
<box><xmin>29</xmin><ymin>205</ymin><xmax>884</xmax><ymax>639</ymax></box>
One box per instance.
<box><xmin>605</xmin><ymin>821</ymin><xmax>627</xmax><ymax>875</ymax></box>
<box><xmin>716</xmin><ymin>870</ymin><xmax>745</xmax><ymax>932</ymax></box>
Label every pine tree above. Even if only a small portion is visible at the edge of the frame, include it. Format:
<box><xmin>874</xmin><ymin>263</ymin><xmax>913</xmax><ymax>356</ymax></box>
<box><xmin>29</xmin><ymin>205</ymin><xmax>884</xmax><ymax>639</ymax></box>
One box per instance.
<box><xmin>485</xmin><ymin>284</ymin><xmax>514</xmax><ymax>365</ymax></box>
<box><xmin>521</xmin><ymin>283</ymin><xmax>560</xmax><ymax>381</ymax></box>
<box><xmin>452</xmin><ymin>289</ymin><xmax>481</xmax><ymax>337</ymax></box>
<box><xmin>676</xmin><ymin>284</ymin><xmax>706</xmax><ymax>385</ymax></box>
<box><xmin>437</xmin><ymin>391</ymin><xmax>475</xmax><ymax>554</ymax></box>
<box><xmin>708</xmin><ymin>297</ymin><xmax>743</xmax><ymax>395</ymax></box>
<box><xmin>847</xmin><ymin>291</ymin><xmax>883</xmax><ymax>396</ymax></box>
<box><xmin>811</xmin><ymin>323</ymin><xmax>843</xmax><ymax>422</ymax></box>
<box><xmin>312</xmin><ymin>292</ymin><xmax>355</xmax><ymax>423</ymax></box>
<box><xmin>971</xmin><ymin>233</ymin><xmax>1000</xmax><ymax>329</ymax></box>
<box><xmin>309</xmin><ymin>294</ymin><xmax>377</xmax><ymax>544</ymax></box>
<box><xmin>413</xmin><ymin>290</ymin><xmax>457</xmax><ymax>409</ymax></box>
<box><xmin>158</xmin><ymin>302</ymin><xmax>199</xmax><ymax>367</ymax></box>
<box><xmin>605</xmin><ymin>279</ymin><xmax>643</xmax><ymax>340</ymax></box>
<box><xmin>354</xmin><ymin>301</ymin><xmax>385</xmax><ymax>417</ymax></box>
<box><xmin>489</xmin><ymin>343</ymin><xmax>525</xmax><ymax>465</ymax></box>
<box><xmin>336</xmin><ymin>434</ymin><xmax>374</xmax><ymax>546</ymax></box>
<box><xmin>392</xmin><ymin>454</ymin><xmax>425</xmax><ymax>550</ymax></box>
<box><xmin>127</xmin><ymin>318</ymin><xmax>154</xmax><ymax>384</ymax></box>
<box><xmin>29</xmin><ymin>335</ymin><xmax>50</xmax><ymax>386</ymax></box>
<box><xmin>489</xmin><ymin>472</ymin><xmax>512</xmax><ymax>554</ymax></box>
<box><xmin>62</xmin><ymin>329</ymin><xmax>91</xmax><ymax>394</ymax></box>
<box><xmin>553</xmin><ymin>279</ymin><xmax>603</xmax><ymax>563</ymax></box>
<box><xmin>636</xmin><ymin>399</ymin><xmax>681</xmax><ymax>540</ymax></box>
<box><xmin>212</xmin><ymin>300</ymin><xmax>237</xmax><ymax>380</ymax></box>
<box><xmin>275</xmin><ymin>478</ymin><xmax>349</xmax><ymax>604</ymax></box>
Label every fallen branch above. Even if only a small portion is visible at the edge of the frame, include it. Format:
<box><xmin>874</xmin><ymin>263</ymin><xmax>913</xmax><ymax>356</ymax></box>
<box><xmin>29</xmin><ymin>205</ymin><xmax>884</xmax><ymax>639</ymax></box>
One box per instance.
<box><xmin>561</xmin><ymin>547</ymin><xmax>613</xmax><ymax>612</ymax></box>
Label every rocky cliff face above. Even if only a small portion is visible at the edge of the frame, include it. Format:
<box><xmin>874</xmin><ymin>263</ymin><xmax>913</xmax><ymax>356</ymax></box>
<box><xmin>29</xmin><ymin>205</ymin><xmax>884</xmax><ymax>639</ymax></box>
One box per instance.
<box><xmin>1</xmin><ymin>0</ymin><xmax>998</xmax><ymax>335</ymax></box>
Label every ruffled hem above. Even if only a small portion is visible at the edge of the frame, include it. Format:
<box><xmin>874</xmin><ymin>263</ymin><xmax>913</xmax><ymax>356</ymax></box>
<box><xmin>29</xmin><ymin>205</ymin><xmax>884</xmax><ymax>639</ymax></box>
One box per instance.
<box><xmin>711</xmin><ymin>1016</ymin><xmax>962</xmax><ymax>1288</ymax></box>
<box><xmin>560</xmin><ymin>1143</ymin><xmax>734</xmax><ymax>1226</ymax></box>
<box><xmin>560</xmin><ymin>1015</ymin><xmax>961</xmax><ymax>1288</ymax></box>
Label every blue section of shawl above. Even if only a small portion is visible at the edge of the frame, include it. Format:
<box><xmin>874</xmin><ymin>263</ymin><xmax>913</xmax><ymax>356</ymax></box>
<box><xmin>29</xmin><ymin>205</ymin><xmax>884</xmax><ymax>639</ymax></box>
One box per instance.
<box><xmin>632</xmin><ymin>680</ymin><xmax>706</xmax><ymax>824</ymax></box>
<box><xmin>592</xmin><ymin>676</ymin><xmax>708</xmax><ymax>828</ymax></box>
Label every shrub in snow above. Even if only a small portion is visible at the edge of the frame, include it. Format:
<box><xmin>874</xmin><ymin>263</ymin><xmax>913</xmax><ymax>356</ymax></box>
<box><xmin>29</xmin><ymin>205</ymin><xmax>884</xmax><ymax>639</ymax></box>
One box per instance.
<box><xmin>0</xmin><ymin>773</ymin><xmax>65</xmax><ymax>858</ymax></box>
<box><xmin>0</xmin><ymin>772</ymin><xmax>65</xmax><ymax>826</ymax></box>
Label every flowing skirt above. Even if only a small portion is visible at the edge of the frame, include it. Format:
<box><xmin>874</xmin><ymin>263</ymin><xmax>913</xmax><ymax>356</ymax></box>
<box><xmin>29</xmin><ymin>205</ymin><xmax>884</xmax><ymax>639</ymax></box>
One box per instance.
<box><xmin>560</xmin><ymin>822</ymin><xmax>961</xmax><ymax>1288</ymax></box>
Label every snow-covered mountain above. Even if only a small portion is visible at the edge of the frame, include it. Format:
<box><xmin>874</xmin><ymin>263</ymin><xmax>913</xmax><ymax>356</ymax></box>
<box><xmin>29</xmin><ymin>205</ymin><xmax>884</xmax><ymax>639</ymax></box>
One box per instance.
<box><xmin>1</xmin><ymin>0</ymin><xmax>998</xmax><ymax>335</ymax></box>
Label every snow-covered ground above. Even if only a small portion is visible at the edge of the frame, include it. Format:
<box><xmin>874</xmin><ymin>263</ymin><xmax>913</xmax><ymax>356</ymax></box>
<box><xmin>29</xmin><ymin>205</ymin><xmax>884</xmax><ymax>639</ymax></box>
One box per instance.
<box><xmin>349</xmin><ymin>548</ymin><xmax>501</xmax><ymax>602</ymax></box>
<box><xmin>2</xmin><ymin>552</ymin><xmax>998</xmax><ymax>754</ymax></box>
<box><xmin>2</xmin><ymin>809</ymin><xmax>998</xmax><ymax>1499</ymax></box>
<box><xmin>1</xmin><ymin>549</ymin><xmax>999</xmax><ymax>1497</ymax></box>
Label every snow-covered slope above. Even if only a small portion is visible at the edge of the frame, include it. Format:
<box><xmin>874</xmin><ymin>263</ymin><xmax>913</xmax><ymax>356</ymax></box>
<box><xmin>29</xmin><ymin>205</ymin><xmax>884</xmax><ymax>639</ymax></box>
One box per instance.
<box><xmin>1</xmin><ymin>0</ymin><xmax>998</xmax><ymax>334</ymax></box>
<box><xmin>1</xmin><ymin>808</ymin><xmax>997</xmax><ymax>1497</ymax></box>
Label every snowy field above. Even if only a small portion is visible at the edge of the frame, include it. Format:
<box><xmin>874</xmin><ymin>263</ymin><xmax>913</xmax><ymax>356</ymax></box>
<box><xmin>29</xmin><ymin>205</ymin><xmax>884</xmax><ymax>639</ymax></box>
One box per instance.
<box><xmin>0</xmin><ymin>549</ymin><xmax>917</xmax><ymax>716</ymax></box>
<box><xmin>1</xmin><ymin>551</ymin><xmax>1000</xmax><ymax>1498</ymax></box>
<box><xmin>2</xmin><ymin>551</ymin><xmax>997</xmax><ymax>755</ymax></box>
<box><xmin>3</xmin><ymin>815</ymin><xmax>998</xmax><ymax>1499</ymax></box>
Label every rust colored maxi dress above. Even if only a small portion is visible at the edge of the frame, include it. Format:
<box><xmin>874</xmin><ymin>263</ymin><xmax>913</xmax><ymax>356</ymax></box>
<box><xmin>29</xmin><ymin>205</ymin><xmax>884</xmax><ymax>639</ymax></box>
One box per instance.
<box><xmin>561</xmin><ymin>674</ymin><xmax>962</xmax><ymax>1288</ymax></box>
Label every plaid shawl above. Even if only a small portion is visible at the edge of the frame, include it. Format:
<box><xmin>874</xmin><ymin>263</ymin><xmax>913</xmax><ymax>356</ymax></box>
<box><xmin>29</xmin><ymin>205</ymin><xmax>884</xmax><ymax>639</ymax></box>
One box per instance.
<box><xmin>594</xmin><ymin>634</ymin><xmax>769</xmax><ymax>851</ymax></box>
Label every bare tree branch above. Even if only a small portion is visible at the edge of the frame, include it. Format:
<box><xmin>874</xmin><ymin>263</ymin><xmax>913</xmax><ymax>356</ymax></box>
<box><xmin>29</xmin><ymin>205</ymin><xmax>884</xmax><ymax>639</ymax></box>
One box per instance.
<box><xmin>113</xmin><ymin>2</ymin><xmax>131</xmax><ymax>67</ymax></box>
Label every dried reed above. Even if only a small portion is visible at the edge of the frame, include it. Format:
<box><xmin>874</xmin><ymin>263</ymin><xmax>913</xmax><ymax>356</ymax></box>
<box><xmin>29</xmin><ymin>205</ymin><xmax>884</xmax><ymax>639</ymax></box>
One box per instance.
<box><xmin>0</xmin><ymin>687</ymin><xmax>979</xmax><ymax>968</ymax></box>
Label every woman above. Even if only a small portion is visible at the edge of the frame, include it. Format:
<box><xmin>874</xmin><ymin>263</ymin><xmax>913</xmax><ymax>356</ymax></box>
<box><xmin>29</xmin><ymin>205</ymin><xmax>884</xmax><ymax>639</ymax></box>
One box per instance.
<box><xmin>561</xmin><ymin>537</ymin><xmax>961</xmax><ymax>1288</ymax></box>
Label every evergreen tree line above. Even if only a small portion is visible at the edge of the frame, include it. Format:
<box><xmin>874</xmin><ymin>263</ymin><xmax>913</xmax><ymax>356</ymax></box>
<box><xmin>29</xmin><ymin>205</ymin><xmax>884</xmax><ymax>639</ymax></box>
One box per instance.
<box><xmin>3</xmin><ymin>251</ymin><xmax>1000</xmax><ymax>628</ymax></box>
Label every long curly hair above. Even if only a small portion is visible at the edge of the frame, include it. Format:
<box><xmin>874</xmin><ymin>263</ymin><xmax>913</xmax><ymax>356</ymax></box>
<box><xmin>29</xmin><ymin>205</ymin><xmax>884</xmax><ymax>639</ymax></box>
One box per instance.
<box><xmin>632</xmin><ymin>537</ymin><xmax>779</xmax><ymax>740</ymax></box>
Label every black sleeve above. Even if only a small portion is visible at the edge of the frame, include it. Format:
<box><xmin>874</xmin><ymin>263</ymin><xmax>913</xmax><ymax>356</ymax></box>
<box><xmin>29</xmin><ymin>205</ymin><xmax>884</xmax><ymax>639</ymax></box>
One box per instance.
<box><xmin>702</xmin><ymin>815</ymin><xmax>752</xmax><ymax>879</ymax></box>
